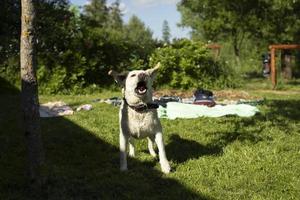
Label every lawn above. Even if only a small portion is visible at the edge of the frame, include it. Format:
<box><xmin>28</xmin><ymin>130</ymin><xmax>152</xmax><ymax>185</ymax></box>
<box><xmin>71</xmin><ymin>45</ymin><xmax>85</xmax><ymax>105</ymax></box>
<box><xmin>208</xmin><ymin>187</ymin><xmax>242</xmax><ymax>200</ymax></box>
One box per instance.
<box><xmin>0</xmin><ymin>79</ymin><xmax>299</xmax><ymax>200</ymax></box>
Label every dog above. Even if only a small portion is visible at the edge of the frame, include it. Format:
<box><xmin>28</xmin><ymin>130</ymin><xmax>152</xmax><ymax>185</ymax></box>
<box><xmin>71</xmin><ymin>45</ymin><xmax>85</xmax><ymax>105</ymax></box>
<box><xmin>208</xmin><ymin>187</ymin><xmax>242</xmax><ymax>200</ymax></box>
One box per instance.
<box><xmin>108</xmin><ymin>63</ymin><xmax>171</xmax><ymax>174</ymax></box>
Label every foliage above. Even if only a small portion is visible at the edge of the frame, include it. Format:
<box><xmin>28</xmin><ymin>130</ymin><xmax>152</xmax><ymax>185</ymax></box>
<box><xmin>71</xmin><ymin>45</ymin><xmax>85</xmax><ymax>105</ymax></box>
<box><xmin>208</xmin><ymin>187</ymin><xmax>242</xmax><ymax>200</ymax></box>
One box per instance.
<box><xmin>178</xmin><ymin>0</ymin><xmax>300</xmax><ymax>58</ymax></box>
<box><xmin>124</xmin><ymin>15</ymin><xmax>156</xmax><ymax>61</ymax></box>
<box><xmin>150</xmin><ymin>39</ymin><xmax>238</xmax><ymax>89</ymax></box>
<box><xmin>83</xmin><ymin>0</ymin><xmax>108</xmax><ymax>27</ymax></box>
<box><xmin>78</xmin><ymin>14</ymin><xmax>156</xmax><ymax>86</ymax></box>
<box><xmin>219</xmin><ymin>39</ymin><xmax>263</xmax><ymax>77</ymax></box>
<box><xmin>108</xmin><ymin>0</ymin><xmax>123</xmax><ymax>30</ymax></box>
<box><xmin>162</xmin><ymin>20</ymin><xmax>171</xmax><ymax>44</ymax></box>
<box><xmin>4</xmin><ymin>0</ymin><xmax>300</xmax><ymax>94</ymax></box>
<box><xmin>0</xmin><ymin>0</ymin><xmax>158</xmax><ymax>94</ymax></box>
<box><xmin>0</xmin><ymin>56</ymin><xmax>21</xmax><ymax>89</ymax></box>
<box><xmin>178</xmin><ymin>0</ymin><xmax>261</xmax><ymax>57</ymax></box>
<box><xmin>0</xmin><ymin>0</ymin><xmax>20</xmax><ymax>63</ymax></box>
<box><xmin>36</xmin><ymin>51</ymin><xmax>87</xmax><ymax>94</ymax></box>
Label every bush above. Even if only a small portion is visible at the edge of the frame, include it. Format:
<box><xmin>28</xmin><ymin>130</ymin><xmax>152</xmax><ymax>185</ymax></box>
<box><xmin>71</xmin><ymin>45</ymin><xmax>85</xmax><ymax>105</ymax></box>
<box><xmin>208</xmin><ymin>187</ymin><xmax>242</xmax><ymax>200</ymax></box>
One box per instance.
<box><xmin>149</xmin><ymin>39</ymin><xmax>238</xmax><ymax>89</ymax></box>
<box><xmin>0</xmin><ymin>56</ymin><xmax>20</xmax><ymax>90</ymax></box>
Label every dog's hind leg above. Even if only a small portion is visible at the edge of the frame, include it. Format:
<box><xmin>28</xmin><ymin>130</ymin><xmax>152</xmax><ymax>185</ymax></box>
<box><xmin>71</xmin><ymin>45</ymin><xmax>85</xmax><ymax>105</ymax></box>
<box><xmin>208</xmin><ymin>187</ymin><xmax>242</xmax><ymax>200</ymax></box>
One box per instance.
<box><xmin>155</xmin><ymin>132</ymin><xmax>171</xmax><ymax>174</ymax></box>
<box><xmin>120</xmin><ymin>131</ymin><xmax>128</xmax><ymax>171</ymax></box>
<box><xmin>147</xmin><ymin>137</ymin><xmax>157</xmax><ymax>157</ymax></box>
<box><xmin>128</xmin><ymin>137</ymin><xmax>135</xmax><ymax>157</ymax></box>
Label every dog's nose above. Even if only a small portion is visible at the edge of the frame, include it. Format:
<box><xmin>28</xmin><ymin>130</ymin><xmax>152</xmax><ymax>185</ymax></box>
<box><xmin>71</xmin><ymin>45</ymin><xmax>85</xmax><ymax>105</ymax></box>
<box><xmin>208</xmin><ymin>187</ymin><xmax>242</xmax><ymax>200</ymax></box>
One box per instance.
<box><xmin>138</xmin><ymin>72</ymin><xmax>146</xmax><ymax>80</ymax></box>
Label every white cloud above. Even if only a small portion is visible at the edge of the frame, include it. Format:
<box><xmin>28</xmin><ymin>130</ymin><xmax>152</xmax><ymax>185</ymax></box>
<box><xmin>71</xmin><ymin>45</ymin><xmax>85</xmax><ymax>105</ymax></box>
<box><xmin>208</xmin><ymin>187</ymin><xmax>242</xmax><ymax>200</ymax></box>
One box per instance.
<box><xmin>119</xmin><ymin>2</ymin><xmax>129</xmax><ymax>14</ymax></box>
<box><xmin>131</xmin><ymin>0</ymin><xmax>180</xmax><ymax>7</ymax></box>
<box><xmin>106</xmin><ymin>1</ymin><xmax>129</xmax><ymax>14</ymax></box>
<box><xmin>84</xmin><ymin>0</ymin><xmax>91</xmax><ymax>5</ymax></box>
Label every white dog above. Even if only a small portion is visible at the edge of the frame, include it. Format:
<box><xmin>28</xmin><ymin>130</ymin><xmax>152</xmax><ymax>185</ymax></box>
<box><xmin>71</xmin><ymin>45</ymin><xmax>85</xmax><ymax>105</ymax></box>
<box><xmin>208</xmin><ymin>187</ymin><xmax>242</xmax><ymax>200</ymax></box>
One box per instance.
<box><xmin>108</xmin><ymin>63</ymin><xmax>171</xmax><ymax>174</ymax></box>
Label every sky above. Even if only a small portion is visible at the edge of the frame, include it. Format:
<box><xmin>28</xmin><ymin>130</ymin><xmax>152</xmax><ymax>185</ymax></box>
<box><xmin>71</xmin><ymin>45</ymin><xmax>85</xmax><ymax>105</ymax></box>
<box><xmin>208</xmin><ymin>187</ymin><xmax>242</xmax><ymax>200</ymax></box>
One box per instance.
<box><xmin>70</xmin><ymin>0</ymin><xmax>190</xmax><ymax>40</ymax></box>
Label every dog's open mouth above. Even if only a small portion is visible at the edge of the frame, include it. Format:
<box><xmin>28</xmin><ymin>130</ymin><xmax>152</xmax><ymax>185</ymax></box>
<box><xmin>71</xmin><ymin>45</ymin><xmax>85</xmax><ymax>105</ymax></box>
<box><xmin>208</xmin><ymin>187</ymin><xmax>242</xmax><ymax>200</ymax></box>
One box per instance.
<box><xmin>135</xmin><ymin>81</ymin><xmax>147</xmax><ymax>95</ymax></box>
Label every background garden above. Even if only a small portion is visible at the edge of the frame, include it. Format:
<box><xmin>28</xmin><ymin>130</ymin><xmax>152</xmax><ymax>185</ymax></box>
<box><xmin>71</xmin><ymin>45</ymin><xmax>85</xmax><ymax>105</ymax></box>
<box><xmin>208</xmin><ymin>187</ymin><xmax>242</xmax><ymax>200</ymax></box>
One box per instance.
<box><xmin>2</xmin><ymin>0</ymin><xmax>300</xmax><ymax>93</ymax></box>
<box><xmin>1</xmin><ymin>0</ymin><xmax>300</xmax><ymax>199</ymax></box>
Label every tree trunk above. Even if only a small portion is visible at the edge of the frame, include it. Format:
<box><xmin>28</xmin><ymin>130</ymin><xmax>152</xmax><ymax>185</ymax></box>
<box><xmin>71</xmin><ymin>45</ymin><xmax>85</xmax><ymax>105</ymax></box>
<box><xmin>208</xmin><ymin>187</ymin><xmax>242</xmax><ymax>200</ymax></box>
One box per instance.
<box><xmin>20</xmin><ymin>0</ymin><xmax>44</xmax><ymax>185</ymax></box>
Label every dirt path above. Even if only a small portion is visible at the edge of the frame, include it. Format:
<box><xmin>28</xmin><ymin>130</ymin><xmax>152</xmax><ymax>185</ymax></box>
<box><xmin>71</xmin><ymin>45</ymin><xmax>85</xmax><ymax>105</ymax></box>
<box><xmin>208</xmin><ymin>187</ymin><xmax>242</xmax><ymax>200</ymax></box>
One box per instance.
<box><xmin>254</xmin><ymin>89</ymin><xmax>300</xmax><ymax>95</ymax></box>
<box><xmin>154</xmin><ymin>88</ymin><xmax>299</xmax><ymax>100</ymax></box>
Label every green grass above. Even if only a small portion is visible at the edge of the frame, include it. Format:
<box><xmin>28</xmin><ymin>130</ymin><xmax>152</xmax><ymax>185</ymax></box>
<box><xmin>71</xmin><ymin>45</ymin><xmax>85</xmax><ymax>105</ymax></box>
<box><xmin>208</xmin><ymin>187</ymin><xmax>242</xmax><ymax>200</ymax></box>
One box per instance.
<box><xmin>0</xmin><ymin>79</ymin><xmax>300</xmax><ymax>199</ymax></box>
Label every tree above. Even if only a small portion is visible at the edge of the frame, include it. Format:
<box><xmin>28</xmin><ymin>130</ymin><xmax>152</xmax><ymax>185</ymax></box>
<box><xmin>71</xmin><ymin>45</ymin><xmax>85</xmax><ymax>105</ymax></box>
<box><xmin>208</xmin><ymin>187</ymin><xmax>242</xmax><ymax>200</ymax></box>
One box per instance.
<box><xmin>0</xmin><ymin>0</ymin><xmax>21</xmax><ymax>63</ymax></box>
<box><xmin>178</xmin><ymin>0</ymin><xmax>264</xmax><ymax>58</ymax></box>
<box><xmin>2</xmin><ymin>0</ymin><xmax>158</xmax><ymax>92</ymax></box>
<box><xmin>257</xmin><ymin>0</ymin><xmax>300</xmax><ymax>44</ymax></box>
<box><xmin>162</xmin><ymin>20</ymin><xmax>171</xmax><ymax>44</ymax></box>
<box><xmin>84</xmin><ymin>0</ymin><xmax>108</xmax><ymax>27</ymax></box>
<box><xmin>35</xmin><ymin>0</ymin><xmax>78</xmax><ymax>67</ymax></box>
<box><xmin>20</xmin><ymin>0</ymin><xmax>44</xmax><ymax>184</ymax></box>
<box><xmin>125</xmin><ymin>15</ymin><xmax>155</xmax><ymax>60</ymax></box>
<box><xmin>126</xmin><ymin>15</ymin><xmax>153</xmax><ymax>44</ymax></box>
<box><xmin>108</xmin><ymin>0</ymin><xmax>123</xmax><ymax>30</ymax></box>
<box><xmin>178</xmin><ymin>0</ymin><xmax>300</xmax><ymax>58</ymax></box>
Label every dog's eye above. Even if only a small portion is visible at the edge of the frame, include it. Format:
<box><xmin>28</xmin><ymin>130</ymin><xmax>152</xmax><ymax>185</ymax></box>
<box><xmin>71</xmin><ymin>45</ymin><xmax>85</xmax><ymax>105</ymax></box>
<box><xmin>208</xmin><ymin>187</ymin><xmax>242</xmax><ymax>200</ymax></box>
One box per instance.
<box><xmin>130</xmin><ymin>74</ymin><xmax>136</xmax><ymax>77</ymax></box>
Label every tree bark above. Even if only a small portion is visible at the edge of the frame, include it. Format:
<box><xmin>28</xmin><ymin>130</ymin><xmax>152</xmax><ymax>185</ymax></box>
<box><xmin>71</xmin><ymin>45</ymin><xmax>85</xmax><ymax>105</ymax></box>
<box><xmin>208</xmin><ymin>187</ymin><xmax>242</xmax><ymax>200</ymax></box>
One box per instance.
<box><xmin>20</xmin><ymin>0</ymin><xmax>44</xmax><ymax>185</ymax></box>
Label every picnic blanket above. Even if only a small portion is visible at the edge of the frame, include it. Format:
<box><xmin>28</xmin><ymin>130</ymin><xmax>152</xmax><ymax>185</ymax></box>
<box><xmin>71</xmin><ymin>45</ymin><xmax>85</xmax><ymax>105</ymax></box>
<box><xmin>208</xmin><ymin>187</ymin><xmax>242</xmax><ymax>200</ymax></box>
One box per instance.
<box><xmin>39</xmin><ymin>101</ymin><xmax>74</xmax><ymax>117</ymax></box>
<box><xmin>158</xmin><ymin>102</ymin><xmax>259</xmax><ymax>119</ymax></box>
<box><xmin>39</xmin><ymin>101</ymin><xmax>93</xmax><ymax>117</ymax></box>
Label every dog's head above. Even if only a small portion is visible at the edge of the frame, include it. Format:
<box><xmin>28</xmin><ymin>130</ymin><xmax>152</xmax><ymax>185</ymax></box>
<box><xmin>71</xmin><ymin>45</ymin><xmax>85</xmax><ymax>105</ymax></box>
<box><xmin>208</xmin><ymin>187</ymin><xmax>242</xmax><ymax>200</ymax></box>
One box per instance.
<box><xmin>109</xmin><ymin>63</ymin><xmax>160</xmax><ymax>104</ymax></box>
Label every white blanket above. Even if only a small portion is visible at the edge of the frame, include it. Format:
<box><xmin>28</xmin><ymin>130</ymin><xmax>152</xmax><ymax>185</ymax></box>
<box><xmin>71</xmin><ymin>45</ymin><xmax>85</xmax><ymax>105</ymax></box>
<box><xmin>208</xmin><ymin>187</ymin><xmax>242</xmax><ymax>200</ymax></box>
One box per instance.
<box><xmin>158</xmin><ymin>102</ymin><xmax>259</xmax><ymax>119</ymax></box>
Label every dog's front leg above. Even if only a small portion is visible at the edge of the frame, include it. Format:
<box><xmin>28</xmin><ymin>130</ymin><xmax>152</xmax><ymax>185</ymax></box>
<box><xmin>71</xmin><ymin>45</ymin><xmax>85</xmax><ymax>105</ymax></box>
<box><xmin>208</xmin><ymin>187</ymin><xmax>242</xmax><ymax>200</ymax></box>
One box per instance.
<box><xmin>155</xmin><ymin>132</ymin><xmax>171</xmax><ymax>174</ymax></box>
<box><xmin>120</xmin><ymin>131</ymin><xmax>128</xmax><ymax>171</ymax></box>
<box><xmin>147</xmin><ymin>136</ymin><xmax>157</xmax><ymax>157</ymax></box>
<box><xmin>128</xmin><ymin>137</ymin><xmax>135</xmax><ymax>157</ymax></box>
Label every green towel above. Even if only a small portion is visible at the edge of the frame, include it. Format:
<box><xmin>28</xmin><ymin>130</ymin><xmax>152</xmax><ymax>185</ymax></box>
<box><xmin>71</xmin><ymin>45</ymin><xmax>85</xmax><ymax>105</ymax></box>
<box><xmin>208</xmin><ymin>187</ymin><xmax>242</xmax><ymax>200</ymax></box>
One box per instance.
<box><xmin>158</xmin><ymin>102</ymin><xmax>259</xmax><ymax>119</ymax></box>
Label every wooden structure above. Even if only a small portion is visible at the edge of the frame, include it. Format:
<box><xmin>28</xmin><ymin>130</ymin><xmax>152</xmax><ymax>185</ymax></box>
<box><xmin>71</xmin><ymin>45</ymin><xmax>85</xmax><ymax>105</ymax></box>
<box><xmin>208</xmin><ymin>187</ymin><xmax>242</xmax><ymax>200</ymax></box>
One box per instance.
<box><xmin>269</xmin><ymin>44</ymin><xmax>300</xmax><ymax>88</ymax></box>
<box><xmin>207</xmin><ymin>44</ymin><xmax>221</xmax><ymax>58</ymax></box>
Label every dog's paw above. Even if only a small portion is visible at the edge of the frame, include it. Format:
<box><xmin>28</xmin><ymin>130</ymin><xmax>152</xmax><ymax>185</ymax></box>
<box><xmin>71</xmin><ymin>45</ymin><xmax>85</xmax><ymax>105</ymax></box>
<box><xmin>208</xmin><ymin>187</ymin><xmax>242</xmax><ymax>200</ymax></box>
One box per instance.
<box><xmin>160</xmin><ymin>161</ymin><xmax>171</xmax><ymax>174</ymax></box>
<box><xmin>149</xmin><ymin>150</ymin><xmax>157</xmax><ymax>158</ymax></box>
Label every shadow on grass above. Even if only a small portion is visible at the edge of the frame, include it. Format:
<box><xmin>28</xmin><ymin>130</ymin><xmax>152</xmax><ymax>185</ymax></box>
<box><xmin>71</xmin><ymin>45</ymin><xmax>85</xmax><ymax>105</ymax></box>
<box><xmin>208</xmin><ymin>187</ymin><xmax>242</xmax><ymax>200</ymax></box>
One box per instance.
<box><xmin>209</xmin><ymin>97</ymin><xmax>300</xmax><ymax>148</ymax></box>
<box><xmin>285</xmin><ymin>79</ymin><xmax>300</xmax><ymax>86</ymax></box>
<box><xmin>211</xmin><ymin>116</ymin><xmax>265</xmax><ymax>148</ymax></box>
<box><xmin>0</xmin><ymin>85</ymin><xmax>212</xmax><ymax>199</ymax></box>
<box><xmin>166</xmin><ymin>135</ymin><xmax>222</xmax><ymax>164</ymax></box>
<box><xmin>38</xmin><ymin>118</ymin><xmax>210</xmax><ymax>199</ymax></box>
<box><xmin>267</xmin><ymin>99</ymin><xmax>300</xmax><ymax>121</ymax></box>
<box><xmin>264</xmin><ymin>99</ymin><xmax>300</xmax><ymax>134</ymax></box>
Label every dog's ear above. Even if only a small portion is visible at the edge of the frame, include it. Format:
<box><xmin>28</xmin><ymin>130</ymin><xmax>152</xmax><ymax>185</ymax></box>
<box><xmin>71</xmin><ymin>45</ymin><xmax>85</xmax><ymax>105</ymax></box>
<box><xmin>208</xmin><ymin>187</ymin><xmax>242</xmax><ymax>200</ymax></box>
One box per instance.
<box><xmin>146</xmin><ymin>62</ymin><xmax>160</xmax><ymax>80</ymax></box>
<box><xmin>108</xmin><ymin>70</ymin><xmax>128</xmax><ymax>87</ymax></box>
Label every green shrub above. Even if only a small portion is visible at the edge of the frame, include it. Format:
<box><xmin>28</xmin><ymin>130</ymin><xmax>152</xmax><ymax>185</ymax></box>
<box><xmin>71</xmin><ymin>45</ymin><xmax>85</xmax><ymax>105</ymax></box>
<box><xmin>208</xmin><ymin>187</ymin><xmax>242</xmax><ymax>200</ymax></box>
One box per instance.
<box><xmin>149</xmin><ymin>39</ymin><xmax>238</xmax><ymax>89</ymax></box>
<box><xmin>0</xmin><ymin>56</ymin><xmax>20</xmax><ymax>89</ymax></box>
<box><xmin>218</xmin><ymin>39</ymin><xmax>263</xmax><ymax>78</ymax></box>
<box><xmin>37</xmin><ymin>49</ymin><xmax>88</xmax><ymax>94</ymax></box>
<box><xmin>37</xmin><ymin>63</ymin><xmax>87</xmax><ymax>95</ymax></box>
